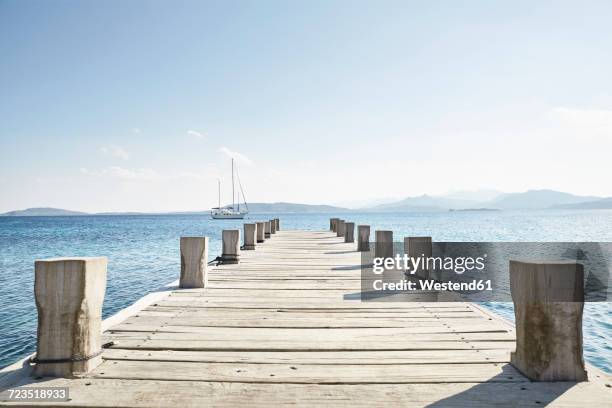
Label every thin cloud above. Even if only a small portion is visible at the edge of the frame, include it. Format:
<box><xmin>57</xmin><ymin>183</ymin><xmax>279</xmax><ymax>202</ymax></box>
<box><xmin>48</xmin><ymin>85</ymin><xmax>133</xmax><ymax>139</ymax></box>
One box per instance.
<box><xmin>219</xmin><ymin>147</ymin><xmax>253</xmax><ymax>166</ymax></box>
<box><xmin>187</xmin><ymin>129</ymin><xmax>206</xmax><ymax>140</ymax></box>
<box><xmin>100</xmin><ymin>145</ymin><xmax>130</xmax><ymax>160</ymax></box>
<box><xmin>132</xmin><ymin>128</ymin><xmax>141</xmax><ymax>134</ymax></box>
<box><xmin>80</xmin><ymin>167</ymin><xmax>215</xmax><ymax>182</ymax></box>
<box><xmin>81</xmin><ymin>166</ymin><xmax>160</xmax><ymax>181</ymax></box>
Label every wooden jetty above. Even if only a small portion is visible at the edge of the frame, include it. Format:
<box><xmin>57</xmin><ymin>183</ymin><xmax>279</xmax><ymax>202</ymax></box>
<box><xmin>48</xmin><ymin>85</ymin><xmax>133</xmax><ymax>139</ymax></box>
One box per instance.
<box><xmin>1</xmin><ymin>228</ymin><xmax>610</xmax><ymax>406</ymax></box>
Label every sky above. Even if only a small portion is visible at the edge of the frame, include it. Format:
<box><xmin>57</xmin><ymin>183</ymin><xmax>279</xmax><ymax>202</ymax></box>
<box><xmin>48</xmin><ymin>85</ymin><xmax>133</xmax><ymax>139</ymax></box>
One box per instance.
<box><xmin>1</xmin><ymin>0</ymin><xmax>611</xmax><ymax>212</ymax></box>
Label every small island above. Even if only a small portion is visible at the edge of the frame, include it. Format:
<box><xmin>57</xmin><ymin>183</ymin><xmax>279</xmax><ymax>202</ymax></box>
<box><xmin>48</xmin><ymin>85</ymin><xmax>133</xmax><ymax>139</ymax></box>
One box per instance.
<box><xmin>449</xmin><ymin>208</ymin><xmax>501</xmax><ymax>212</ymax></box>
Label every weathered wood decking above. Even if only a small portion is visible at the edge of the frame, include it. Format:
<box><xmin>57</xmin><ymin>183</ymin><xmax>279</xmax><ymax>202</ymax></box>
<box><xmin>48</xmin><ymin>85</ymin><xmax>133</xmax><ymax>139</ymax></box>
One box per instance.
<box><xmin>1</xmin><ymin>230</ymin><xmax>611</xmax><ymax>406</ymax></box>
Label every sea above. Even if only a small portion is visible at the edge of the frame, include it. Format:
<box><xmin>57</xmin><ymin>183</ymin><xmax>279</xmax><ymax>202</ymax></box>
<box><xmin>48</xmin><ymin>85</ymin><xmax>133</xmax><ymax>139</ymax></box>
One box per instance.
<box><xmin>0</xmin><ymin>210</ymin><xmax>610</xmax><ymax>372</ymax></box>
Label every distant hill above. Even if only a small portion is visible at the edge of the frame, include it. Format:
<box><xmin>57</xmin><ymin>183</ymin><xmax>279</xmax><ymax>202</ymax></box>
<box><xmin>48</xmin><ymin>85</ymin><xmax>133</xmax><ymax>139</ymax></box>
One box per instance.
<box><xmin>1</xmin><ymin>203</ymin><xmax>349</xmax><ymax>216</ymax></box>
<box><xmin>550</xmin><ymin>197</ymin><xmax>612</xmax><ymax>210</ymax></box>
<box><xmin>364</xmin><ymin>195</ymin><xmax>478</xmax><ymax>212</ymax></box>
<box><xmin>442</xmin><ymin>189</ymin><xmax>503</xmax><ymax>202</ymax></box>
<box><xmin>0</xmin><ymin>207</ymin><xmax>88</xmax><ymax>216</ymax></box>
<box><xmin>362</xmin><ymin>189</ymin><xmax>607</xmax><ymax>212</ymax></box>
<box><xmin>3</xmin><ymin>193</ymin><xmax>610</xmax><ymax>216</ymax></box>
<box><xmin>243</xmin><ymin>202</ymin><xmax>349</xmax><ymax>213</ymax></box>
<box><xmin>484</xmin><ymin>190</ymin><xmax>599</xmax><ymax>210</ymax></box>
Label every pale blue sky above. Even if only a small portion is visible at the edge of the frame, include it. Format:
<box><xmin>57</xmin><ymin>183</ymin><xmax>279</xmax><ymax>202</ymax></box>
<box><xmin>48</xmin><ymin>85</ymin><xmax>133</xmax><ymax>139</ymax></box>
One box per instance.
<box><xmin>1</xmin><ymin>0</ymin><xmax>611</xmax><ymax>212</ymax></box>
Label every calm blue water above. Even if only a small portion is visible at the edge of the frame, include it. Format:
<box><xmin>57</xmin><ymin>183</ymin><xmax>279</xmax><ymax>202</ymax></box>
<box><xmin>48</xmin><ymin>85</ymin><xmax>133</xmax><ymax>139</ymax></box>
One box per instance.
<box><xmin>0</xmin><ymin>210</ymin><xmax>610</xmax><ymax>372</ymax></box>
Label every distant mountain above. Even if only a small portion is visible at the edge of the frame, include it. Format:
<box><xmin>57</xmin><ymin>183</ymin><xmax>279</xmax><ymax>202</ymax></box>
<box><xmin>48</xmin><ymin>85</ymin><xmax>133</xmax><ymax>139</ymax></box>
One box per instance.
<box><xmin>361</xmin><ymin>189</ymin><xmax>607</xmax><ymax>212</ymax></box>
<box><xmin>3</xmin><ymin>192</ymin><xmax>609</xmax><ymax>216</ymax></box>
<box><xmin>1</xmin><ymin>203</ymin><xmax>350</xmax><ymax>216</ymax></box>
<box><xmin>484</xmin><ymin>190</ymin><xmax>600</xmax><ymax>210</ymax></box>
<box><xmin>364</xmin><ymin>195</ymin><xmax>477</xmax><ymax>212</ymax></box>
<box><xmin>243</xmin><ymin>202</ymin><xmax>349</xmax><ymax>213</ymax></box>
<box><xmin>441</xmin><ymin>189</ymin><xmax>503</xmax><ymax>202</ymax></box>
<box><xmin>1</xmin><ymin>207</ymin><xmax>88</xmax><ymax>216</ymax></box>
<box><xmin>332</xmin><ymin>197</ymin><xmax>404</xmax><ymax>209</ymax></box>
<box><xmin>550</xmin><ymin>197</ymin><xmax>612</xmax><ymax>210</ymax></box>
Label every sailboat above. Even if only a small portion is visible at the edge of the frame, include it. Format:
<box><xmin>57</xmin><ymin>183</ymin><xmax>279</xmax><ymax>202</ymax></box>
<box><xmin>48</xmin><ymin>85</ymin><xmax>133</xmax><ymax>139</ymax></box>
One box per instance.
<box><xmin>211</xmin><ymin>158</ymin><xmax>249</xmax><ymax>219</ymax></box>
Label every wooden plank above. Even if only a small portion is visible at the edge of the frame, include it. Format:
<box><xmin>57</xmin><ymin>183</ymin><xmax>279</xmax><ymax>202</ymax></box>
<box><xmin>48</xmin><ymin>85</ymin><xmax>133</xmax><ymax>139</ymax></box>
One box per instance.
<box><xmin>135</xmin><ymin>307</ymin><xmax>490</xmax><ymax>321</ymax></box>
<box><xmin>110</xmin><ymin>316</ymin><xmax>507</xmax><ymax>329</ymax></box>
<box><xmin>109</xmin><ymin>321</ymin><xmax>510</xmax><ymax>332</ymax></box>
<box><xmin>154</xmin><ymin>300</ymin><xmax>479</xmax><ymax>312</ymax></box>
<box><xmin>104</xmin><ymin>326</ymin><xmax>514</xmax><ymax>341</ymax></box>
<box><xmin>89</xmin><ymin>360</ymin><xmax>527</xmax><ymax>384</ymax></box>
<box><xmin>102</xmin><ymin>348</ymin><xmax>511</xmax><ymax>364</ymax></box>
<box><xmin>107</xmin><ymin>338</ymin><xmax>515</xmax><ymax>351</ymax></box>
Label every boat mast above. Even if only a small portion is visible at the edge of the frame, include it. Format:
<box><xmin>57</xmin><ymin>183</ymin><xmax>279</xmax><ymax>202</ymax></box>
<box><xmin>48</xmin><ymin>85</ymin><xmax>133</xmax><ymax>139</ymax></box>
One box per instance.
<box><xmin>217</xmin><ymin>179</ymin><xmax>221</xmax><ymax>209</ymax></box>
<box><xmin>231</xmin><ymin>158</ymin><xmax>235</xmax><ymax>211</ymax></box>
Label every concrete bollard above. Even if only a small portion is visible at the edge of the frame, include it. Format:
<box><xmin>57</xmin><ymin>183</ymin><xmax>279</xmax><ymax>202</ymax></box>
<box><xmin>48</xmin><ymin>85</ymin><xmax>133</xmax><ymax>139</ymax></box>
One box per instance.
<box><xmin>345</xmin><ymin>222</ymin><xmax>355</xmax><ymax>243</ymax></box>
<box><xmin>33</xmin><ymin>257</ymin><xmax>107</xmax><ymax>377</ymax></box>
<box><xmin>336</xmin><ymin>220</ymin><xmax>346</xmax><ymax>237</ymax></box>
<box><xmin>243</xmin><ymin>223</ymin><xmax>256</xmax><ymax>250</ymax></box>
<box><xmin>270</xmin><ymin>219</ymin><xmax>277</xmax><ymax>234</ymax></box>
<box><xmin>357</xmin><ymin>225</ymin><xmax>370</xmax><ymax>251</ymax></box>
<box><xmin>256</xmin><ymin>222</ymin><xmax>265</xmax><ymax>243</ymax></box>
<box><xmin>275</xmin><ymin>218</ymin><xmax>280</xmax><ymax>231</ymax></box>
<box><xmin>331</xmin><ymin>218</ymin><xmax>338</xmax><ymax>233</ymax></box>
<box><xmin>180</xmin><ymin>237</ymin><xmax>209</xmax><ymax>288</ymax></box>
<box><xmin>404</xmin><ymin>237</ymin><xmax>432</xmax><ymax>279</ymax></box>
<box><xmin>375</xmin><ymin>230</ymin><xmax>393</xmax><ymax>259</ymax></box>
<box><xmin>264</xmin><ymin>221</ymin><xmax>271</xmax><ymax>238</ymax></box>
<box><xmin>509</xmin><ymin>261</ymin><xmax>587</xmax><ymax>381</ymax></box>
<box><xmin>221</xmin><ymin>230</ymin><xmax>240</xmax><ymax>264</ymax></box>
<box><xmin>330</xmin><ymin>218</ymin><xmax>339</xmax><ymax>231</ymax></box>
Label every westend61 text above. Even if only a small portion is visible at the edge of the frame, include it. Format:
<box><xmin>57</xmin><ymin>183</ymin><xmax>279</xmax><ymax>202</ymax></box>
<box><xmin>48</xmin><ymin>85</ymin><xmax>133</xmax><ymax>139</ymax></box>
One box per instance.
<box><xmin>372</xmin><ymin>279</ymin><xmax>493</xmax><ymax>292</ymax></box>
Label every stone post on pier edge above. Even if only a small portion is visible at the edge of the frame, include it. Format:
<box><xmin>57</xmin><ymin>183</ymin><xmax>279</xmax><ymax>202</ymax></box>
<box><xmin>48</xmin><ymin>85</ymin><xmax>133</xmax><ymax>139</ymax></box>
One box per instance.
<box><xmin>358</xmin><ymin>225</ymin><xmax>370</xmax><ymax>251</ymax></box>
<box><xmin>375</xmin><ymin>230</ymin><xmax>393</xmax><ymax>259</ymax></box>
<box><xmin>404</xmin><ymin>237</ymin><xmax>432</xmax><ymax>279</ymax></box>
<box><xmin>344</xmin><ymin>222</ymin><xmax>355</xmax><ymax>243</ymax></box>
<box><xmin>221</xmin><ymin>230</ymin><xmax>240</xmax><ymax>264</ymax></box>
<box><xmin>336</xmin><ymin>220</ymin><xmax>346</xmax><ymax>238</ymax></box>
<box><xmin>264</xmin><ymin>221</ymin><xmax>271</xmax><ymax>239</ymax></box>
<box><xmin>330</xmin><ymin>218</ymin><xmax>339</xmax><ymax>232</ymax></box>
<box><xmin>256</xmin><ymin>222</ymin><xmax>265</xmax><ymax>243</ymax></box>
<box><xmin>243</xmin><ymin>223</ymin><xmax>256</xmax><ymax>250</ymax></box>
<box><xmin>274</xmin><ymin>218</ymin><xmax>280</xmax><ymax>231</ymax></box>
<box><xmin>270</xmin><ymin>219</ymin><xmax>277</xmax><ymax>234</ymax></box>
<box><xmin>180</xmin><ymin>237</ymin><xmax>209</xmax><ymax>288</ymax></box>
<box><xmin>510</xmin><ymin>260</ymin><xmax>587</xmax><ymax>382</ymax></box>
<box><xmin>33</xmin><ymin>257</ymin><xmax>107</xmax><ymax>377</ymax></box>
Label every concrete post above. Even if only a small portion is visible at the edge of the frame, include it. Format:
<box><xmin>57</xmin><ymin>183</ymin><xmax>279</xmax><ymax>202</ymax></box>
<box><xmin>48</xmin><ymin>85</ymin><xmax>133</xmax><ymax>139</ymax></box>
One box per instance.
<box><xmin>256</xmin><ymin>222</ymin><xmax>265</xmax><ymax>243</ymax></box>
<box><xmin>509</xmin><ymin>261</ymin><xmax>587</xmax><ymax>381</ymax></box>
<box><xmin>243</xmin><ymin>223</ymin><xmax>256</xmax><ymax>250</ymax></box>
<box><xmin>404</xmin><ymin>237</ymin><xmax>432</xmax><ymax>279</ymax></box>
<box><xmin>336</xmin><ymin>220</ymin><xmax>346</xmax><ymax>237</ymax></box>
<box><xmin>180</xmin><ymin>237</ymin><xmax>209</xmax><ymax>288</ymax></box>
<box><xmin>375</xmin><ymin>230</ymin><xmax>393</xmax><ymax>259</ymax></box>
<box><xmin>33</xmin><ymin>257</ymin><xmax>107</xmax><ymax>377</ymax></box>
<box><xmin>221</xmin><ymin>230</ymin><xmax>240</xmax><ymax>264</ymax></box>
<box><xmin>270</xmin><ymin>219</ymin><xmax>277</xmax><ymax>234</ymax></box>
<box><xmin>357</xmin><ymin>225</ymin><xmax>370</xmax><ymax>251</ymax></box>
<box><xmin>264</xmin><ymin>221</ymin><xmax>271</xmax><ymax>238</ymax></box>
<box><xmin>345</xmin><ymin>222</ymin><xmax>355</xmax><ymax>243</ymax></box>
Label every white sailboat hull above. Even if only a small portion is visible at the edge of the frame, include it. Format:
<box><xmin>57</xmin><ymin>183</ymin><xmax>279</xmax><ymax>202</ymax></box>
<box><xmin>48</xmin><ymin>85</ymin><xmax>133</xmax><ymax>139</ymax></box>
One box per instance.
<box><xmin>210</xmin><ymin>209</ymin><xmax>248</xmax><ymax>219</ymax></box>
<box><xmin>210</xmin><ymin>213</ymin><xmax>247</xmax><ymax>220</ymax></box>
